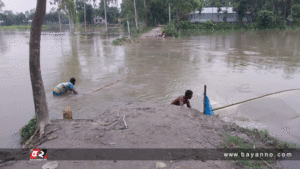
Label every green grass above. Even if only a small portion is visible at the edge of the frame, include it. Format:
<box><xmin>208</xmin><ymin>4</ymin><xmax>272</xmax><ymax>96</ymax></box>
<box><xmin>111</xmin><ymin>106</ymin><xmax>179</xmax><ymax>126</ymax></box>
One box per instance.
<box><xmin>220</xmin><ymin>133</ymin><xmax>253</xmax><ymax>149</ymax></box>
<box><xmin>250</xmin><ymin>129</ymin><xmax>298</xmax><ymax>148</ymax></box>
<box><xmin>220</xmin><ymin>133</ymin><xmax>271</xmax><ymax>169</ymax></box>
<box><xmin>0</xmin><ymin>25</ymin><xmax>48</xmax><ymax>31</ymax></box>
<box><xmin>19</xmin><ymin>116</ymin><xmax>37</xmax><ymax>145</ymax></box>
<box><xmin>220</xmin><ymin>128</ymin><xmax>299</xmax><ymax>169</ymax></box>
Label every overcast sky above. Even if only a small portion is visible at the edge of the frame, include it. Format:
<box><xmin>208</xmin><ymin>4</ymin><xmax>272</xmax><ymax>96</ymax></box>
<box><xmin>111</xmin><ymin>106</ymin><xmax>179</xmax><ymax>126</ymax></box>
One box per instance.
<box><xmin>1</xmin><ymin>0</ymin><xmax>122</xmax><ymax>14</ymax></box>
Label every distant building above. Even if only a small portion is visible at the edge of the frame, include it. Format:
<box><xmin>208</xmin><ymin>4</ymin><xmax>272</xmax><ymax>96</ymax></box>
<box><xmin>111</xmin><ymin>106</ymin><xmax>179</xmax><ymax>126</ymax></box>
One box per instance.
<box><xmin>94</xmin><ymin>16</ymin><xmax>106</xmax><ymax>24</ymax></box>
<box><xmin>189</xmin><ymin>7</ymin><xmax>253</xmax><ymax>23</ymax></box>
<box><xmin>189</xmin><ymin>7</ymin><xmax>237</xmax><ymax>23</ymax></box>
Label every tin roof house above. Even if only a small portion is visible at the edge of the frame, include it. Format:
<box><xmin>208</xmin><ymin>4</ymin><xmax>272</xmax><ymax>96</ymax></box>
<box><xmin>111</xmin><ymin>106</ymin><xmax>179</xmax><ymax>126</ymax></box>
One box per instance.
<box><xmin>189</xmin><ymin>7</ymin><xmax>238</xmax><ymax>23</ymax></box>
<box><xmin>94</xmin><ymin>16</ymin><xmax>106</xmax><ymax>25</ymax></box>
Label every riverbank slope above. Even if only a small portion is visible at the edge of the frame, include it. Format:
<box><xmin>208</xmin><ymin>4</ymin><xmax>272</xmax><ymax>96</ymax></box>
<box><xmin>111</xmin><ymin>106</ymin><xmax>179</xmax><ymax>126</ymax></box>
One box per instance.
<box><xmin>2</xmin><ymin>102</ymin><xmax>292</xmax><ymax>169</ymax></box>
<box><xmin>139</xmin><ymin>26</ymin><xmax>163</xmax><ymax>39</ymax></box>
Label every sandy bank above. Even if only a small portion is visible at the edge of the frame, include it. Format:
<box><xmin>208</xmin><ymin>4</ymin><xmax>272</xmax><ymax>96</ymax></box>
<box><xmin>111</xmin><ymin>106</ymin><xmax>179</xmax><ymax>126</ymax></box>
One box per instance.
<box><xmin>139</xmin><ymin>26</ymin><xmax>164</xmax><ymax>39</ymax></box>
<box><xmin>1</xmin><ymin>102</ymin><xmax>290</xmax><ymax>169</ymax></box>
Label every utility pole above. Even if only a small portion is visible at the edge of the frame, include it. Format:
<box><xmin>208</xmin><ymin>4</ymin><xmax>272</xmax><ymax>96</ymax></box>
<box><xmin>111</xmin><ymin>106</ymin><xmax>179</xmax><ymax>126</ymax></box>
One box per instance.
<box><xmin>67</xmin><ymin>5</ymin><xmax>72</xmax><ymax>32</ymax></box>
<box><xmin>169</xmin><ymin>3</ymin><xmax>171</xmax><ymax>22</ymax></box>
<box><xmin>56</xmin><ymin>0</ymin><xmax>62</xmax><ymax>32</ymax></box>
<box><xmin>84</xmin><ymin>0</ymin><xmax>87</xmax><ymax>34</ymax></box>
<box><xmin>104</xmin><ymin>0</ymin><xmax>107</xmax><ymax>32</ymax></box>
<box><xmin>134</xmin><ymin>0</ymin><xmax>138</xmax><ymax>29</ymax></box>
<box><xmin>127</xmin><ymin>15</ymin><xmax>130</xmax><ymax>36</ymax></box>
<box><xmin>58</xmin><ymin>10</ymin><xmax>62</xmax><ymax>32</ymax></box>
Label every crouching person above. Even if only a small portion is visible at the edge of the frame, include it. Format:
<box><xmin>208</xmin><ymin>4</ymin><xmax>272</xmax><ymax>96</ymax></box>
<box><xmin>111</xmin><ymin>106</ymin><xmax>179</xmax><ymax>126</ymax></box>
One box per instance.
<box><xmin>53</xmin><ymin>77</ymin><xmax>78</xmax><ymax>96</ymax></box>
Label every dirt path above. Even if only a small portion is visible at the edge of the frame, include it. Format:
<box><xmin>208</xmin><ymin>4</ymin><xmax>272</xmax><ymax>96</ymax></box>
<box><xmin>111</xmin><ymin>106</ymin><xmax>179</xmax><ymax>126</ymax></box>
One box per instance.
<box><xmin>139</xmin><ymin>26</ymin><xmax>163</xmax><ymax>39</ymax></box>
<box><xmin>1</xmin><ymin>103</ymin><xmax>280</xmax><ymax>169</ymax></box>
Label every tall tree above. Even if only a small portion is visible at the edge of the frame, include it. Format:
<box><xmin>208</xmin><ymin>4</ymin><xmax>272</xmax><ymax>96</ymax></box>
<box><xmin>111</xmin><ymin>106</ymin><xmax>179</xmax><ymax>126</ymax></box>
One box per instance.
<box><xmin>144</xmin><ymin>0</ymin><xmax>148</xmax><ymax>28</ymax></box>
<box><xmin>15</xmin><ymin>12</ymin><xmax>26</xmax><ymax>25</ymax></box>
<box><xmin>273</xmin><ymin>0</ymin><xmax>276</xmax><ymax>13</ymax></box>
<box><xmin>81</xmin><ymin>0</ymin><xmax>96</xmax><ymax>34</ymax></box>
<box><xmin>50</xmin><ymin>0</ymin><xmax>62</xmax><ymax>32</ymax></box>
<box><xmin>76</xmin><ymin>1</ymin><xmax>94</xmax><ymax>23</ymax></box>
<box><xmin>84</xmin><ymin>0</ymin><xmax>87</xmax><ymax>34</ymax></box>
<box><xmin>104</xmin><ymin>0</ymin><xmax>108</xmax><ymax>31</ymax></box>
<box><xmin>29</xmin><ymin>0</ymin><xmax>51</xmax><ymax>137</ymax></box>
<box><xmin>59</xmin><ymin>0</ymin><xmax>76</xmax><ymax>34</ymax></box>
<box><xmin>169</xmin><ymin>0</ymin><xmax>196</xmax><ymax>29</ymax></box>
<box><xmin>96</xmin><ymin>2</ymin><xmax>119</xmax><ymax>23</ymax></box>
<box><xmin>232</xmin><ymin>0</ymin><xmax>251</xmax><ymax>23</ymax></box>
<box><xmin>98</xmin><ymin>0</ymin><xmax>109</xmax><ymax>32</ymax></box>
<box><xmin>134</xmin><ymin>0</ymin><xmax>138</xmax><ymax>29</ymax></box>
<box><xmin>195</xmin><ymin>0</ymin><xmax>205</xmax><ymax>16</ymax></box>
<box><xmin>0</xmin><ymin>0</ymin><xmax>5</xmax><ymax>12</ymax></box>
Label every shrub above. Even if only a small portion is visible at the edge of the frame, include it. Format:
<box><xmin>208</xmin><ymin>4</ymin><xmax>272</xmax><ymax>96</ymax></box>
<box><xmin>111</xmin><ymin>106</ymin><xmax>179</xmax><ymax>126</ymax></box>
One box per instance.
<box><xmin>20</xmin><ymin>116</ymin><xmax>37</xmax><ymax>145</ymax></box>
<box><xmin>292</xmin><ymin>4</ymin><xmax>300</xmax><ymax>18</ymax></box>
<box><xmin>245</xmin><ymin>23</ymin><xmax>257</xmax><ymax>30</ymax></box>
<box><xmin>162</xmin><ymin>22</ymin><xmax>179</xmax><ymax>37</ymax></box>
<box><xmin>203</xmin><ymin>20</ymin><xmax>215</xmax><ymax>30</ymax></box>
<box><xmin>256</xmin><ymin>10</ymin><xmax>276</xmax><ymax>29</ymax></box>
<box><xmin>279</xmin><ymin>17</ymin><xmax>287</xmax><ymax>29</ymax></box>
<box><xmin>179</xmin><ymin>20</ymin><xmax>194</xmax><ymax>30</ymax></box>
<box><xmin>112</xmin><ymin>36</ymin><xmax>131</xmax><ymax>45</ymax></box>
<box><xmin>294</xmin><ymin>18</ymin><xmax>300</xmax><ymax>27</ymax></box>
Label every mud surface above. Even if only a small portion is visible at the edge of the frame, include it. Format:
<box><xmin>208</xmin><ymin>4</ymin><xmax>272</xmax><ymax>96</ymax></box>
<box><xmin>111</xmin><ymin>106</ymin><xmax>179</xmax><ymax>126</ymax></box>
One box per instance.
<box><xmin>2</xmin><ymin>103</ymin><xmax>252</xmax><ymax>169</ymax></box>
<box><xmin>139</xmin><ymin>26</ymin><xmax>165</xmax><ymax>39</ymax></box>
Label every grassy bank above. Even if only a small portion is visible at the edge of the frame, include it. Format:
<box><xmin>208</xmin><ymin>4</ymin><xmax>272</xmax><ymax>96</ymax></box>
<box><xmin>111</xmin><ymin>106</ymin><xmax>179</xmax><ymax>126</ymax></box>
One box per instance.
<box><xmin>220</xmin><ymin>124</ymin><xmax>298</xmax><ymax>168</ymax></box>
<box><xmin>162</xmin><ymin>20</ymin><xmax>300</xmax><ymax>37</ymax></box>
<box><xmin>19</xmin><ymin>116</ymin><xmax>37</xmax><ymax>145</ymax></box>
<box><xmin>0</xmin><ymin>25</ymin><xmax>48</xmax><ymax>31</ymax></box>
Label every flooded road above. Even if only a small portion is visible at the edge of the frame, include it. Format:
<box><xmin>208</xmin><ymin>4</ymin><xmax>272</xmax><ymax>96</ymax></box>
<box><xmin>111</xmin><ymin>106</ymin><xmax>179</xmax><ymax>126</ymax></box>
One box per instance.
<box><xmin>1</xmin><ymin>30</ymin><xmax>300</xmax><ymax>148</ymax></box>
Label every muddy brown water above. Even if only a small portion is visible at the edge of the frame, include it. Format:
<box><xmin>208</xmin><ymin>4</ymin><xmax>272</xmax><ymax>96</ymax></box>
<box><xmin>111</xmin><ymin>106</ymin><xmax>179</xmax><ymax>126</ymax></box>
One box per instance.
<box><xmin>1</xmin><ymin>30</ymin><xmax>300</xmax><ymax>148</ymax></box>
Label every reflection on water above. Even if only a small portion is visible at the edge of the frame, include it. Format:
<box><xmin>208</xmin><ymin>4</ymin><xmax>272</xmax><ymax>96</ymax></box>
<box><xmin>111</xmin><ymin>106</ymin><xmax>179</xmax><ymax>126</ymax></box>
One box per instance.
<box><xmin>1</xmin><ymin>30</ymin><xmax>300</xmax><ymax>148</ymax></box>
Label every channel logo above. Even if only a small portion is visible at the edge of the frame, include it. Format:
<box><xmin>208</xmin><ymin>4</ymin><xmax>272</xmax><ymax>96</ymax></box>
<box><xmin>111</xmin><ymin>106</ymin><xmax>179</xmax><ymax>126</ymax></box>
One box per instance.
<box><xmin>30</xmin><ymin>149</ymin><xmax>47</xmax><ymax>161</ymax></box>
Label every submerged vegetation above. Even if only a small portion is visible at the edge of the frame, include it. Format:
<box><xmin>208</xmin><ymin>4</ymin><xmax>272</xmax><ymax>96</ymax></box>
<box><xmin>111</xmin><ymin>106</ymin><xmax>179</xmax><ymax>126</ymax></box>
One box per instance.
<box><xmin>112</xmin><ymin>36</ymin><xmax>132</xmax><ymax>45</ymax></box>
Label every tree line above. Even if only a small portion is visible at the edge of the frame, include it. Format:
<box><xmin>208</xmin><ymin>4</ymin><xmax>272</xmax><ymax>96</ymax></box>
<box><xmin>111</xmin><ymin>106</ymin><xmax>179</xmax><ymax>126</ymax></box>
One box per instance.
<box><xmin>120</xmin><ymin>0</ymin><xmax>300</xmax><ymax>30</ymax></box>
<box><xmin>0</xmin><ymin>0</ymin><xmax>120</xmax><ymax>27</ymax></box>
<box><xmin>2</xmin><ymin>0</ymin><xmax>299</xmax><ymax>31</ymax></box>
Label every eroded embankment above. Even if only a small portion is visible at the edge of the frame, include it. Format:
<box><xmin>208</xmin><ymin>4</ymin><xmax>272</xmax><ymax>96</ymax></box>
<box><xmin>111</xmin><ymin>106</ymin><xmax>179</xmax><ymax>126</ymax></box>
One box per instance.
<box><xmin>1</xmin><ymin>103</ymin><xmax>295</xmax><ymax>169</ymax></box>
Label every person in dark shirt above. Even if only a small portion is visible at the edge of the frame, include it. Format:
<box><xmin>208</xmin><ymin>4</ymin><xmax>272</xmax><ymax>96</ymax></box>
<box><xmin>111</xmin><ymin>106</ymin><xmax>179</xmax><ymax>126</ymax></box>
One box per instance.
<box><xmin>171</xmin><ymin>90</ymin><xmax>193</xmax><ymax>108</ymax></box>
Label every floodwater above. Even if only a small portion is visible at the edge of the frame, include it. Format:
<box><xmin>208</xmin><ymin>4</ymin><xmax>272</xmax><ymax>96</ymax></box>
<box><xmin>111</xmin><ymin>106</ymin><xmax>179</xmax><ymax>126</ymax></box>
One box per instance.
<box><xmin>1</xmin><ymin>30</ymin><xmax>300</xmax><ymax>148</ymax></box>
